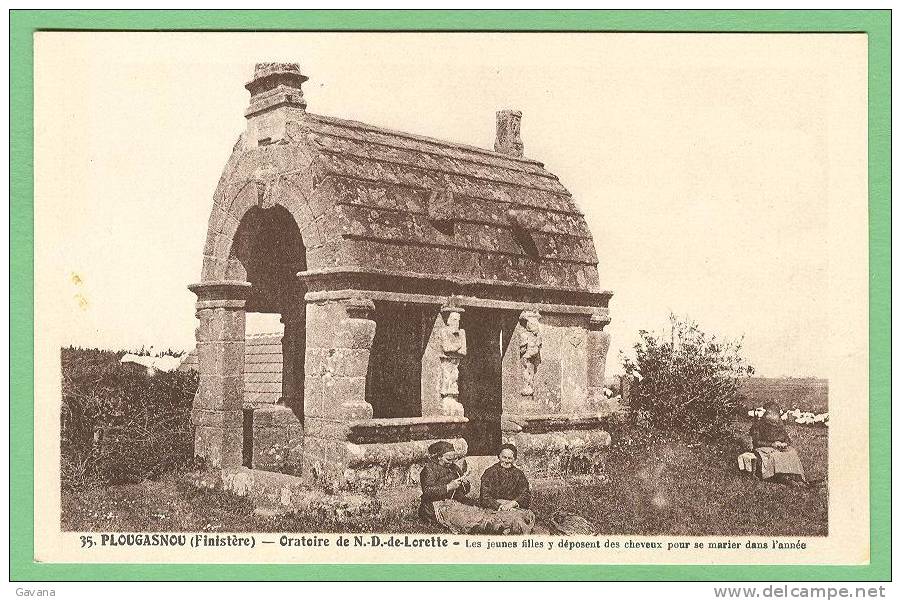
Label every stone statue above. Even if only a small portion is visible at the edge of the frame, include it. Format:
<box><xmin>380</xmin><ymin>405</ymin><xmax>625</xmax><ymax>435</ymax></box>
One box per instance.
<box><xmin>519</xmin><ymin>311</ymin><xmax>542</xmax><ymax>396</ymax></box>
<box><xmin>439</xmin><ymin>309</ymin><xmax>467</xmax><ymax>416</ymax></box>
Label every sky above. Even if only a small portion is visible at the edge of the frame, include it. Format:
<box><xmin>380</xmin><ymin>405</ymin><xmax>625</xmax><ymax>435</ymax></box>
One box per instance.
<box><xmin>33</xmin><ymin>32</ymin><xmax>868</xmax><ymax>377</ymax></box>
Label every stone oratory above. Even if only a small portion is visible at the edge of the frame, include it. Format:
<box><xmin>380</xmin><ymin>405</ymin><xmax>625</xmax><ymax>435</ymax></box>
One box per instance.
<box><xmin>189</xmin><ymin>62</ymin><xmax>615</xmax><ymax>491</ymax></box>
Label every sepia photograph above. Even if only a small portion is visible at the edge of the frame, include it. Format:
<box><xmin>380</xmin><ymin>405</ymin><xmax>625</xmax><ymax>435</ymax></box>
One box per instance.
<box><xmin>26</xmin><ymin>27</ymin><xmax>874</xmax><ymax>569</ymax></box>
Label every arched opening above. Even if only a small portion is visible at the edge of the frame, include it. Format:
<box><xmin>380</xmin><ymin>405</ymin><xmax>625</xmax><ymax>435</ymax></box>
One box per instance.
<box><xmin>227</xmin><ymin>205</ymin><xmax>306</xmax><ymax>468</ymax></box>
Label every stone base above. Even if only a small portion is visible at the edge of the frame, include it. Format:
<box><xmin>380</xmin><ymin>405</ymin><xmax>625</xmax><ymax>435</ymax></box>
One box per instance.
<box><xmin>193</xmin><ymin>426</ymin><xmax>242</xmax><ymax>469</ymax></box>
<box><xmin>239</xmin><ymin>409</ymin><xmax>614</xmax><ymax>489</ymax></box>
<box><xmin>504</xmin><ymin>429</ymin><xmax>611</xmax><ymax>476</ymax></box>
<box><xmin>188</xmin><ymin>468</ymin><xmax>381</xmax><ymax>520</ymax></box>
<box><xmin>303</xmin><ymin>436</ymin><xmax>469</xmax><ymax>494</ymax></box>
<box><xmin>501</xmin><ymin>412</ymin><xmax>612</xmax><ymax>476</ymax></box>
<box><xmin>249</xmin><ymin>404</ymin><xmax>303</xmax><ymax>474</ymax></box>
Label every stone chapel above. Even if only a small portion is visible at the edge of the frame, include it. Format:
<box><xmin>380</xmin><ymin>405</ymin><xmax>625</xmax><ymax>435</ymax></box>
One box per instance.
<box><xmin>188</xmin><ymin>62</ymin><xmax>615</xmax><ymax>490</ymax></box>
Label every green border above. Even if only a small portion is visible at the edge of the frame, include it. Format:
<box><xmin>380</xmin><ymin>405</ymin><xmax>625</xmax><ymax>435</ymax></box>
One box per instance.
<box><xmin>9</xmin><ymin>9</ymin><xmax>890</xmax><ymax>581</ymax></box>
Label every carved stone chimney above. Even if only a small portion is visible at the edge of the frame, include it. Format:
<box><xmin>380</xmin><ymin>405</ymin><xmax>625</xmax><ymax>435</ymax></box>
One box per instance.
<box><xmin>244</xmin><ymin>62</ymin><xmax>308</xmax><ymax>148</ymax></box>
<box><xmin>494</xmin><ymin>110</ymin><xmax>524</xmax><ymax>157</ymax></box>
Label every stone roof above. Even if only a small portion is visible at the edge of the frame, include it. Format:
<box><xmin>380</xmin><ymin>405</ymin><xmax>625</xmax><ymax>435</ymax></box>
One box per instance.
<box><xmin>203</xmin><ymin>118</ymin><xmax>608</xmax><ymax>304</ymax></box>
<box><xmin>298</xmin><ymin>112</ymin><xmax>602</xmax><ymax>292</ymax></box>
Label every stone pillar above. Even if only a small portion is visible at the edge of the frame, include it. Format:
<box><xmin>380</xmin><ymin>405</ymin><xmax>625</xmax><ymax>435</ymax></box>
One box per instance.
<box><xmin>587</xmin><ymin>312</ymin><xmax>612</xmax><ymax>410</ymax></box>
<box><xmin>280</xmin><ymin>304</ymin><xmax>306</xmax><ymax>416</ymax></box>
<box><xmin>303</xmin><ymin>296</ymin><xmax>376</xmax><ymax>485</ymax></box>
<box><xmin>188</xmin><ymin>281</ymin><xmax>251</xmax><ymax>469</ymax></box>
<box><xmin>420</xmin><ymin>310</ymin><xmax>445</xmax><ymax>417</ymax></box>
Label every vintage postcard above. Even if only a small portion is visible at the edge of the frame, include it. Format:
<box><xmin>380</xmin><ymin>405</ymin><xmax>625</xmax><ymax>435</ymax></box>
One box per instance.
<box><xmin>16</xmin><ymin>16</ymin><xmax>889</xmax><ymax>580</ymax></box>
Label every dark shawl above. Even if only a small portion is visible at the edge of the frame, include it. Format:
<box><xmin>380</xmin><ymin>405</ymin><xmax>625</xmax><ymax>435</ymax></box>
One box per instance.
<box><xmin>419</xmin><ymin>460</ymin><xmax>470</xmax><ymax>522</ymax></box>
<box><xmin>749</xmin><ymin>418</ymin><xmax>791</xmax><ymax>448</ymax></box>
<box><xmin>479</xmin><ymin>462</ymin><xmax>531</xmax><ymax>510</ymax></box>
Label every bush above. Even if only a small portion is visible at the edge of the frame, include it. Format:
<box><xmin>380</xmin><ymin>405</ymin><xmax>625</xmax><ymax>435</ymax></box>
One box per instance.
<box><xmin>61</xmin><ymin>347</ymin><xmax>198</xmax><ymax>487</ymax></box>
<box><xmin>622</xmin><ymin>314</ymin><xmax>754</xmax><ymax>443</ymax></box>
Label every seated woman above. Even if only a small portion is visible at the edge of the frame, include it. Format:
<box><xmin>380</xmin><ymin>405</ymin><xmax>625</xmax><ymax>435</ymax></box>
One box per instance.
<box><xmin>418</xmin><ymin>441</ymin><xmax>535</xmax><ymax>534</ymax></box>
<box><xmin>747</xmin><ymin>402</ymin><xmax>808</xmax><ymax>486</ymax></box>
<box><xmin>479</xmin><ymin>443</ymin><xmax>536</xmax><ymax>533</ymax></box>
<box><xmin>480</xmin><ymin>443</ymin><xmax>532</xmax><ymax>512</ymax></box>
<box><xmin>418</xmin><ymin>440</ymin><xmax>471</xmax><ymax>523</ymax></box>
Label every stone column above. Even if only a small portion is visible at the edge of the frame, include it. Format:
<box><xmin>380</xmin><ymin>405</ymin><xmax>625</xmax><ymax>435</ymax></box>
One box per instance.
<box><xmin>586</xmin><ymin>312</ymin><xmax>612</xmax><ymax>410</ymax></box>
<box><xmin>303</xmin><ymin>296</ymin><xmax>376</xmax><ymax>484</ymax></box>
<box><xmin>420</xmin><ymin>310</ymin><xmax>446</xmax><ymax>417</ymax></box>
<box><xmin>280</xmin><ymin>304</ymin><xmax>306</xmax><ymax>416</ymax></box>
<box><xmin>333</xmin><ymin>297</ymin><xmax>376</xmax><ymax>419</ymax></box>
<box><xmin>188</xmin><ymin>281</ymin><xmax>251</xmax><ymax>469</ymax></box>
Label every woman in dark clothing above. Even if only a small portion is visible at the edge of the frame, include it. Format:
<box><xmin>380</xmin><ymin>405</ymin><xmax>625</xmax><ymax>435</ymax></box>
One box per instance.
<box><xmin>418</xmin><ymin>441</ymin><xmax>535</xmax><ymax>534</ymax></box>
<box><xmin>418</xmin><ymin>440</ymin><xmax>470</xmax><ymax>522</ymax></box>
<box><xmin>747</xmin><ymin>402</ymin><xmax>807</xmax><ymax>485</ymax></box>
<box><xmin>480</xmin><ymin>443</ymin><xmax>531</xmax><ymax>511</ymax></box>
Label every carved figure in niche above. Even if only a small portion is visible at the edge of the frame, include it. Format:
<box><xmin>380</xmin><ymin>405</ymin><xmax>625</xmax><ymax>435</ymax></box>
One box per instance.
<box><xmin>439</xmin><ymin>309</ymin><xmax>467</xmax><ymax>416</ymax></box>
<box><xmin>519</xmin><ymin>311</ymin><xmax>542</xmax><ymax>396</ymax></box>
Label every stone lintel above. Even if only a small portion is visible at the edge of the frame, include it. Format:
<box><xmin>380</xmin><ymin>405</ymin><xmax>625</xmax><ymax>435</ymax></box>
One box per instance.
<box><xmin>347</xmin><ymin>415</ymin><xmax>469</xmax><ymax>429</ymax></box>
<box><xmin>305</xmin><ymin>288</ymin><xmax>609</xmax><ymax>317</ymax></box>
<box><xmin>297</xmin><ymin>267</ymin><xmax>613</xmax><ymax>308</ymax></box>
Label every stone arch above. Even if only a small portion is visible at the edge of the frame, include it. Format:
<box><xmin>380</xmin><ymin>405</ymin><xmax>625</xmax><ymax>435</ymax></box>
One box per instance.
<box><xmin>193</xmin><ymin>168</ymin><xmax>319</xmax><ymax>469</ymax></box>
<box><xmin>200</xmin><ymin>168</ymin><xmax>319</xmax><ymax>284</ymax></box>
<box><xmin>224</xmin><ymin>202</ymin><xmax>308</xmax><ymax>468</ymax></box>
<box><xmin>226</xmin><ymin>204</ymin><xmax>307</xmax><ymax>313</ymax></box>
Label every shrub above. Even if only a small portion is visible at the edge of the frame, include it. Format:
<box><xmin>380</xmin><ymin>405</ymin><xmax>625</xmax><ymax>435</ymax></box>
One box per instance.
<box><xmin>61</xmin><ymin>347</ymin><xmax>198</xmax><ymax>487</ymax></box>
<box><xmin>622</xmin><ymin>314</ymin><xmax>754</xmax><ymax>443</ymax></box>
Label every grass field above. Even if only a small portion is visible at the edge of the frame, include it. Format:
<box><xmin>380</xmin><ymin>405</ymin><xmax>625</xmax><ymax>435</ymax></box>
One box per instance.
<box><xmin>738</xmin><ymin>377</ymin><xmax>828</xmax><ymax>414</ymax></box>
<box><xmin>60</xmin><ymin>346</ymin><xmax>828</xmax><ymax>536</ymax></box>
<box><xmin>62</xmin><ymin>420</ymin><xmax>827</xmax><ymax>536</ymax></box>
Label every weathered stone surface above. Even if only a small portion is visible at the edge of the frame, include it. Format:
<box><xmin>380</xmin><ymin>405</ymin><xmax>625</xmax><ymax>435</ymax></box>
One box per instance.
<box><xmin>505</xmin><ymin>428</ymin><xmax>611</xmax><ymax>476</ymax></box>
<box><xmin>420</xmin><ymin>311</ymin><xmax>445</xmax><ymax>416</ymax></box>
<box><xmin>196</xmin><ymin>308</ymin><xmax>246</xmax><ymax>344</ymax></box>
<box><xmin>333</xmin><ymin>320</ymin><xmax>377</xmax><ymax>350</ymax></box>
<box><xmin>495</xmin><ymin>110</ymin><xmax>524</xmax><ymax>157</ymax></box>
<box><xmin>191</xmin><ymin>409</ymin><xmax>243</xmax><ymax>428</ymax></box>
<box><xmin>304</xmin><ymin>371</ymin><xmax>326</xmax><ymax>413</ymax></box>
<box><xmin>194</xmin><ymin>426</ymin><xmax>242</xmax><ymax>469</ymax></box>
<box><xmin>337</xmin><ymin>239</ymin><xmax>601</xmax><ymax>291</ymax></box>
<box><xmin>194</xmin><ymin>374</ymin><xmax>242</xmax><ymax>411</ymax></box>
<box><xmin>304</xmin><ymin>417</ymin><xmax>350</xmax><ymax>440</ymax></box>
<box><xmin>253</xmin><ymin>425</ymin><xmax>289</xmax><ymax>472</ymax></box>
<box><xmin>214</xmin><ymin>467</ymin><xmax>381</xmax><ymax>519</ymax></box>
<box><xmin>346</xmin><ymin>416</ymin><xmax>468</xmax><ymax>444</ymax></box>
<box><xmin>304</xmin><ymin>301</ymin><xmax>348</xmax><ymax>349</ymax></box>
<box><xmin>560</xmin><ymin>326</ymin><xmax>588</xmax><ymax>413</ymax></box>
<box><xmin>518</xmin><ymin>310</ymin><xmax>542</xmax><ymax>397</ymax></box>
<box><xmin>197</xmin><ymin>341</ymin><xmax>245</xmax><ymax>377</ymax></box>
<box><xmin>587</xmin><ymin>330</ymin><xmax>611</xmax><ymax>386</ymax></box>
<box><xmin>199</xmin><ymin>104</ymin><xmax>604</xmax><ymax>293</ymax></box>
<box><xmin>323</xmin><ymin>375</ymin><xmax>366</xmax><ymax>405</ymax></box>
<box><xmin>304</xmin><ymin>347</ymin><xmax>368</xmax><ymax>378</ymax></box>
